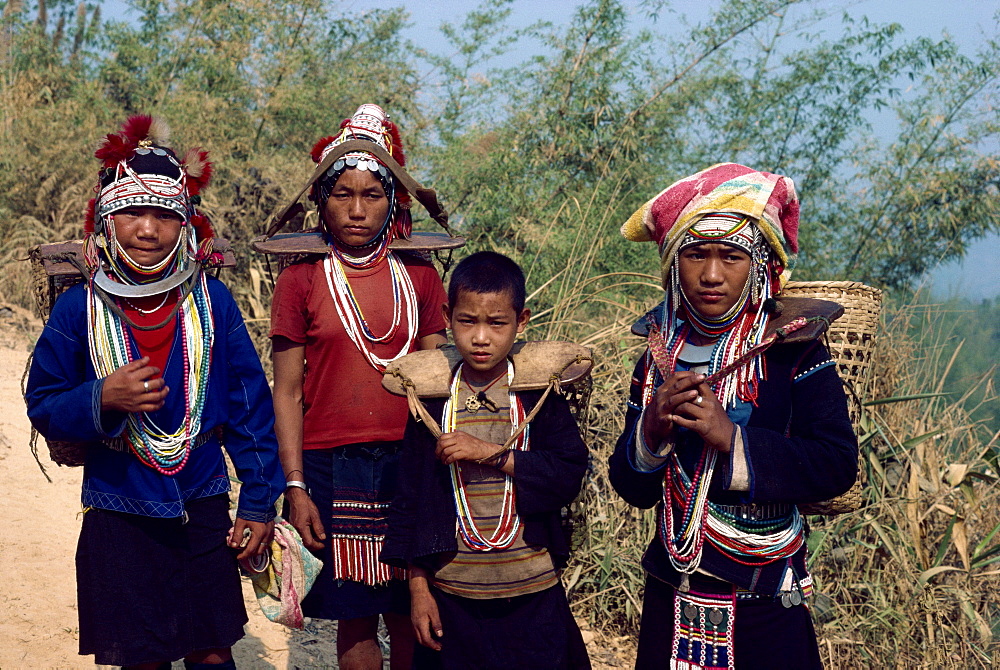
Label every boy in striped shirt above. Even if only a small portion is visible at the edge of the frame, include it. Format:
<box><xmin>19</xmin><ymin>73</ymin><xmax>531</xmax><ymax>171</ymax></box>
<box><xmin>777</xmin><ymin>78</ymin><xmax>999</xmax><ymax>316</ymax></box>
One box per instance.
<box><xmin>382</xmin><ymin>251</ymin><xmax>591</xmax><ymax>669</ymax></box>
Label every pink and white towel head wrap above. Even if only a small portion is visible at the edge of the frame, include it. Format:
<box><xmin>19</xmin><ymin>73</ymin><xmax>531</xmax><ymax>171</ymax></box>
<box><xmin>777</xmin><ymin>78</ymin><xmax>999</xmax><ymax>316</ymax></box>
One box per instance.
<box><xmin>620</xmin><ymin>163</ymin><xmax>799</xmax><ymax>287</ymax></box>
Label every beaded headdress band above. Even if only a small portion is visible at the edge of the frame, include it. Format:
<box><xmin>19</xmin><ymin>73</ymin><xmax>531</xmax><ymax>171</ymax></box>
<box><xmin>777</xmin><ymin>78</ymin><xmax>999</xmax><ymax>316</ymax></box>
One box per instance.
<box><xmin>678</xmin><ymin>212</ymin><xmax>756</xmax><ymax>255</ymax></box>
<box><xmin>309</xmin><ymin>104</ymin><xmax>412</xmax><ymax>264</ymax></box>
<box><xmin>84</xmin><ymin>116</ymin><xmax>216</xmax><ymax>288</ymax></box>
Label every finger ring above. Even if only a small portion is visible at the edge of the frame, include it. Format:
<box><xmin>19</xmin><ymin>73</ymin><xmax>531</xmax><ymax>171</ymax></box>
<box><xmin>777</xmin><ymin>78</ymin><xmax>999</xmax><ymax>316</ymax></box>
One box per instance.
<box><xmin>695</xmin><ymin>395</ymin><xmax>704</xmax><ymax>406</ymax></box>
<box><xmin>143</xmin><ymin>381</ymin><xmax>150</xmax><ymax>392</ymax></box>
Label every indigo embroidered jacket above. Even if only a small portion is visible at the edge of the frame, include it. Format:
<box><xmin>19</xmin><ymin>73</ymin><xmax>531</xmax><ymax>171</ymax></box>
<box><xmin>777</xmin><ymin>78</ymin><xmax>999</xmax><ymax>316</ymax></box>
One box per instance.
<box><xmin>26</xmin><ymin>279</ymin><xmax>284</xmax><ymax>521</ymax></box>
<box><xmin>609</xmin><ymin>318</ymin><xmax>858</xmax><ymax>597</ymax></box>
<box><xmin>381</xmin><ymin>390</ymin><xmax>588</xmax><ymax>571</ymax></box>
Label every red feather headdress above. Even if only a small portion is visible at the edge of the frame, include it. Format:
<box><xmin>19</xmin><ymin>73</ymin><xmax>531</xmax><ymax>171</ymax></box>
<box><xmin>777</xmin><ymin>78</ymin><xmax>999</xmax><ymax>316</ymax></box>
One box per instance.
<box><xmin>88</xmin><ymin>115</ymin><xmax>215</xmax><ymax>239</ymax></box>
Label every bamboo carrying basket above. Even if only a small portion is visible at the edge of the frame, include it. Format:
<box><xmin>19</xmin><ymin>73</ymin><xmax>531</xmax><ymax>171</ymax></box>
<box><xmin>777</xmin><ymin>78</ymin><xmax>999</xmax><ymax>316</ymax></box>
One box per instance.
<box><xmin>781</xmin><ymin>281</ymin><xmax>883</xmax><ymax>515</ymax></box>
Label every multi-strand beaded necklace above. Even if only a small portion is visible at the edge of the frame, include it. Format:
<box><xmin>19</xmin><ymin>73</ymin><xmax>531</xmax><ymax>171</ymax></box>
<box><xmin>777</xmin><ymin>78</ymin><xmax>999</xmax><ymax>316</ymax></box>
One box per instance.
<box><xmin>658</xmin><ymin>446</ymin><xmax>804</xmax><ymax>572</ymax></box>
<box><xmin>646</xmin><ymin>220</ymin><xmax>802</xmax><ymax>572</ymax></box>
<box><xmin>86</xmin><ymin>271</ymin><xmax>214</xmax><ymax>475</ymax></box>
<box><xmin>442</xmin><ymin>360</ymin><xmax>530</xmax><ymax>551</ymax></box>
<box><xmin>324</xmin><ymin>250</ymin><xmax>418</xmax><ymax>372</ymax></box>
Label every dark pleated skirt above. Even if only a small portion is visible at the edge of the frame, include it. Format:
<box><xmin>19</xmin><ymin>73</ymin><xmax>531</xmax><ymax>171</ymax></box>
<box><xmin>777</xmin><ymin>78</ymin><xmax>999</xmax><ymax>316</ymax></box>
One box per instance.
<box><xmin>76</xmin><ymin>494</ymin><xmax>246</xmax><ymax>666</ymax></box>
<box><xmin>412</xmin><ymin>584</ymin><xmax>591</xmax><ymax>670</ymax></box>
<box><xmin>636</xmin><ymin>574</ymin><xmax>823</xmax><ymax>670</ymax></box>
<box><xmin>296</xmin><ymin>443</ymin><xmax>410</xmax><ymax>621</ymax></box>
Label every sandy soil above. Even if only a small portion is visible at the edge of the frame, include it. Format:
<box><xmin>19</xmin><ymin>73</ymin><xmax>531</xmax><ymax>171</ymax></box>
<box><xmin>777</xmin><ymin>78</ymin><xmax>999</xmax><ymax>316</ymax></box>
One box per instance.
<box><xmin>0</xmin><ymin>304</ymin><xmax>630</xmax><ymax>669</ymax></box>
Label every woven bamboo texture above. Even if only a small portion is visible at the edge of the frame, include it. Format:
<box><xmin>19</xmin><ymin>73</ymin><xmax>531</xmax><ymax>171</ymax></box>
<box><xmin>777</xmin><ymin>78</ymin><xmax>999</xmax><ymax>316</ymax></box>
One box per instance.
<box><xmin>781</xmin><ymin>281</ymin><xmax>883</xmax><ymax>515</ymax></box>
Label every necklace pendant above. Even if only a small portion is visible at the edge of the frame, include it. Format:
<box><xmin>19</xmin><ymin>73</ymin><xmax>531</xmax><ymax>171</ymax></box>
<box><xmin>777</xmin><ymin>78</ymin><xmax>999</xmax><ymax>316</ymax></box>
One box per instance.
<box><xmin>465</xmin><ymin>394</ymin><xmax>482</xmax><ymax>414</ymax></box>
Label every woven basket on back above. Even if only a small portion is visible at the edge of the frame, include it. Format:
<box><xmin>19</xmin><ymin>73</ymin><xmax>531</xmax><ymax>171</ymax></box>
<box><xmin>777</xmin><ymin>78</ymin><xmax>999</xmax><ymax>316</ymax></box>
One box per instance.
<box><xmin>780</xmin><ymin>281</ymin><xmax>883</xmax><ymax>515</ymax></box>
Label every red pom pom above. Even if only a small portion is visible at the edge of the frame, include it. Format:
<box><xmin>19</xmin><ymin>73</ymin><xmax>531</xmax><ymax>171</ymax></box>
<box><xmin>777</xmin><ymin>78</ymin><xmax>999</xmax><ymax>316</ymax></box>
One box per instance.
<box><xmin>121</xmin><ymin>115</ymin><xmax>153</xmax><ymax>146</ymax></box>
<box><xmin>182</xmin><ymin>148</ymin><xmax>213</xmax><ymax>195</ymax></box>
<box><xmin>191</xmin><ymin>213</ymin><xmax>214</xmax><ymax>240</ymax></box>
<box><xmin>94</xmin><ymin>133</ymin><xmax>132</xmax><ymax>167</ymax></box>
<box><xmin>385</xmin><ymin>120</ymin><xmax>405</xmax><ymax>167</ymax></box>
<box><xmin>84</xmin><ymin>198</ymin><xmax>96</xmax><ymax>234</ymax></box>
<box><xmin>311</xmin><ymin>136</ymin><xmax>337</xmax><ymax>164</ymax></box>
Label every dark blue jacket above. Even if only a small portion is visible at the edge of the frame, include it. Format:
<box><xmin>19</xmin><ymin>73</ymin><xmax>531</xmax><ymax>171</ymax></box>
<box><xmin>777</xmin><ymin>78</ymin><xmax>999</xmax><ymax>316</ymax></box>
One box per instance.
<box><xmin>25</xmin><ymin>278</ymin><xmax>283</xmax><ymax>521</ymax></box>
<box><xmin>382</xmin><ymin>390</ymin><xmax>588</xmax><ymax>571</ymax></box>
<box><xmin>609</xmin><ymin>335</ymin><xmax>858</xmax><ymax>597</ymax></box>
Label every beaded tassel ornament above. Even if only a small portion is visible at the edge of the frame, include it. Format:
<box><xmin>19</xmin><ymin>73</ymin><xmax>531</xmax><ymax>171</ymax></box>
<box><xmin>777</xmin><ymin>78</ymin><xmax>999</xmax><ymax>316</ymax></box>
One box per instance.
<box><xmin>442</xmin><ymin>360</ymin><xmax>530</xmax><ymax>551</ymax></box>
<box><xmin>671</xmin><ymin>589</ymin><xmax>737</xmax><ymax>670</ymax></box>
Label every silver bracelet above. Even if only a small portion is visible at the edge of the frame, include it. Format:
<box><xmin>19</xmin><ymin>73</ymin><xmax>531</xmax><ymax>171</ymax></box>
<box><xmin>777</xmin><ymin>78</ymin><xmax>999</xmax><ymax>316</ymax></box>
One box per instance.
<box><xmin>285</xmin><ymin>480</ymin><xmax>309</xmax><ymax>493</ymax></box>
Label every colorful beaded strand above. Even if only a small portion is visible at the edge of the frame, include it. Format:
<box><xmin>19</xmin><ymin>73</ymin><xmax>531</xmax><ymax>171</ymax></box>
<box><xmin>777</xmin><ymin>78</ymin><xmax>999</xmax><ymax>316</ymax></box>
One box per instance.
<box><xmin>323</xmin><ymin>251</ymin><xmax>418</xmax><ymax>372</ymax></box>
<box><xmin>443</xmin><ymin>360</ymin><xmax>529</xmax><ymax>551</ymax></box>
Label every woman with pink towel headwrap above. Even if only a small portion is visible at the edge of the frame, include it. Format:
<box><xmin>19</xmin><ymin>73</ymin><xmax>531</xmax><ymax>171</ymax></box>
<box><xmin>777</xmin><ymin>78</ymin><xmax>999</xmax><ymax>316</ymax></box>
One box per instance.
<box><xmin>609</xmin><ymin>164</ymin><xmax>857</xmax><ymax>669</ymax></box>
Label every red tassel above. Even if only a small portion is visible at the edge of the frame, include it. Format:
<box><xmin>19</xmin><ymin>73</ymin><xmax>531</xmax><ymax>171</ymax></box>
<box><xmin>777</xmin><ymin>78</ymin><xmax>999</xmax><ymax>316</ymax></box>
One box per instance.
<box><xmin>311</xmin><ymin>136</ymin><xmax>337</xmax><ymax>164</ymax></box>
<box><xmin>182</xmin><ymin>148</ymin><xmax>213</xmax><ymax>194</ymax></box>
<box><xmin>83</xmin><ymin>198</ymin><xmax>96</xmax><ymax>234</ymax></box>
<box><xmin>94</xmin><ymin>133</ymin><xmax>133</xmax><ymax>166</ymax></box>
<box><xmin>191</xmin><ymin>213</ymin><xmax>214</xmax><ymax>240</ymax></box>
<box><xmin>94</xmin><ymin>115</ymin><xmax>171</xmax><ymax>167</ymax></box>
<box><xmin>385</xmin><ymin>120</ymin><xmax>405</xmax><ymax>166</ymax></box>
<box><xmin>121</xmin><ymin>115</ymin><xmax>154</xmax><ymax>146</ymax></box>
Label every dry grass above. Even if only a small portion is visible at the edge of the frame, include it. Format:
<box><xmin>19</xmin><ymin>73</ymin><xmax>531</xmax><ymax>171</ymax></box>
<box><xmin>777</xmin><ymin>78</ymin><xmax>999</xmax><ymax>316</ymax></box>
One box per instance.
<box><xmin>807</xmin><ymin>302</ymin><xmax>1000</xmax><ymax>668</ymax></box>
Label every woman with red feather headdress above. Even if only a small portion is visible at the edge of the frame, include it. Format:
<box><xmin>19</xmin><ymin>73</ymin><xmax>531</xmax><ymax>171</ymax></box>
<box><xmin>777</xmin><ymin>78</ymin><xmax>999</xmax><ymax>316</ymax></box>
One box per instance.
<box><xmin>269</xmin><ymin>104</ymin><xmax>448</xmax><ymax>670</ymax></box>
<box><xmin>25</xmin><ymin>116</ymin><xmax>284</xmax><ymax>669</ymax></box>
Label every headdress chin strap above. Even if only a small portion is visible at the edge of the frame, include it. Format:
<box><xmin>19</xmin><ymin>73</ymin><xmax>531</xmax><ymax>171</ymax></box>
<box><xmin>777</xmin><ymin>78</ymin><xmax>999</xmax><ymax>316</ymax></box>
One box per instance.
<box><xmin>94</xmin><ymin>264</ymin><xmax>198</xmax><ymax>299</ymax></box>
<box><xmin>265</xmin><ymin>140</ymin><xmax>452</xmax><ymax>238</ymax></box>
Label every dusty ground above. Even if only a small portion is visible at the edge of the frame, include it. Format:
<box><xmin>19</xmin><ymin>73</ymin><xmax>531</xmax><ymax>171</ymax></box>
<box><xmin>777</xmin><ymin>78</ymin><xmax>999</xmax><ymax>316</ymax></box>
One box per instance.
<box><xmin>0</xmin><ymin>303</ymin><xmax>631</xmax><ymax>669</ymax></box>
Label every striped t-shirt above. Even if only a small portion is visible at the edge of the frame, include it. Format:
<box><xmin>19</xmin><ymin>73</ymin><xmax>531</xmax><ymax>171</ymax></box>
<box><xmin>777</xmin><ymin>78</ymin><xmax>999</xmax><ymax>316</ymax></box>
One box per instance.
<box><xmin>432</xmin><ymin>379</ymin><xmax>558</xmax><ymax>599</ymax></box>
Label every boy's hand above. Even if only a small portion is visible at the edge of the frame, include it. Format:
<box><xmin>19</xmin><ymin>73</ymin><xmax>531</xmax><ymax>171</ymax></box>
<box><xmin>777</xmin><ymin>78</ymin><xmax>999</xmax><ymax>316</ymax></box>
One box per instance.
<box><xmin>284</xmin><ymin>486</ymin><xmax>327</xmax><ymax>551</ymax></box>
<box><xmin>229</xmin><ymin>517</ymin><xmax>275</xmax><ymax>561</ymax></box>
<box><xmin>101</xmin><ymin>357</ymin><xmax>169</xmax><ymax>413</ymax></box>
<box><xmin>435</xmin><ymin>431</ymin><xmax>500</xmax><ymax>466</ymax></box>
<box><xmin>642</xmin><ymin>371</ymin><xmax>704</xmax><ymax>446</ymax></box>
<box><xmin>669</xmin><ymin>380</ymin><xmax>736</xmax><ymax>453</ymax></box>
<box><xmin>409</xmin><ymin>567</ymin><xmax>443</xmax><ymax>651</ymax></box>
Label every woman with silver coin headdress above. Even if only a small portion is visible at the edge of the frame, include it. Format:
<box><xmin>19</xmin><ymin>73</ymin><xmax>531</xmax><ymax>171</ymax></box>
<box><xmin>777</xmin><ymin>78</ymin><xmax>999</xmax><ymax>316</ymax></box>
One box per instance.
<box><xmin>26</xmin><ymin>116</ymin><xmax>284</xmax><ymax>669</ymax></box>
<box><xmin>269</xmin><ymin>104</ymin><xmax>449</xmax><ymax>670</ymax></box>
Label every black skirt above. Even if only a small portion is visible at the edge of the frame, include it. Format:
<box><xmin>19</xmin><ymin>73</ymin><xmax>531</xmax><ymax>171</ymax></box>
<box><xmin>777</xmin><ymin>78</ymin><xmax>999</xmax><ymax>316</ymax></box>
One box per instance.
<box><xmin>412</xmin><ymin>584</ymin><xmax>591</xmax><ymax>670</ymax></box>
<box><xmin>636</xmin><ymin>574</ymin><xmax>823</xmax><ymax>670</ymax></box>
<box><xmin>76</xmin><ymin>494</ymin><xmax>247</xmax><ymax>666</ymax></box>
<box><xmin>296</xmin><ymin>444</ymin><xmax>410</xmax><ymax>621</ymax></box>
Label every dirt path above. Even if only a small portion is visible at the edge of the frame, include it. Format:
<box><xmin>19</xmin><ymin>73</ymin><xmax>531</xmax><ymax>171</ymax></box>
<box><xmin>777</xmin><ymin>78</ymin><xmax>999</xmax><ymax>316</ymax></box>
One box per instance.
<box><xmin>0</xmin><ymin>306</ymin><xmax>627</xmax><ymax>669</ymax></box>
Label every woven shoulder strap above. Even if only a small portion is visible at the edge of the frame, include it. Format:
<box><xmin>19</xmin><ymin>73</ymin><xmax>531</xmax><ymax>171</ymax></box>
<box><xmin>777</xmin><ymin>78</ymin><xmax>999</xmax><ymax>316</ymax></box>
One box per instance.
<box><xmin>383</xmin><ymin>342</ymin><xmax>593</xmax><ymax>463</ymax></box>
